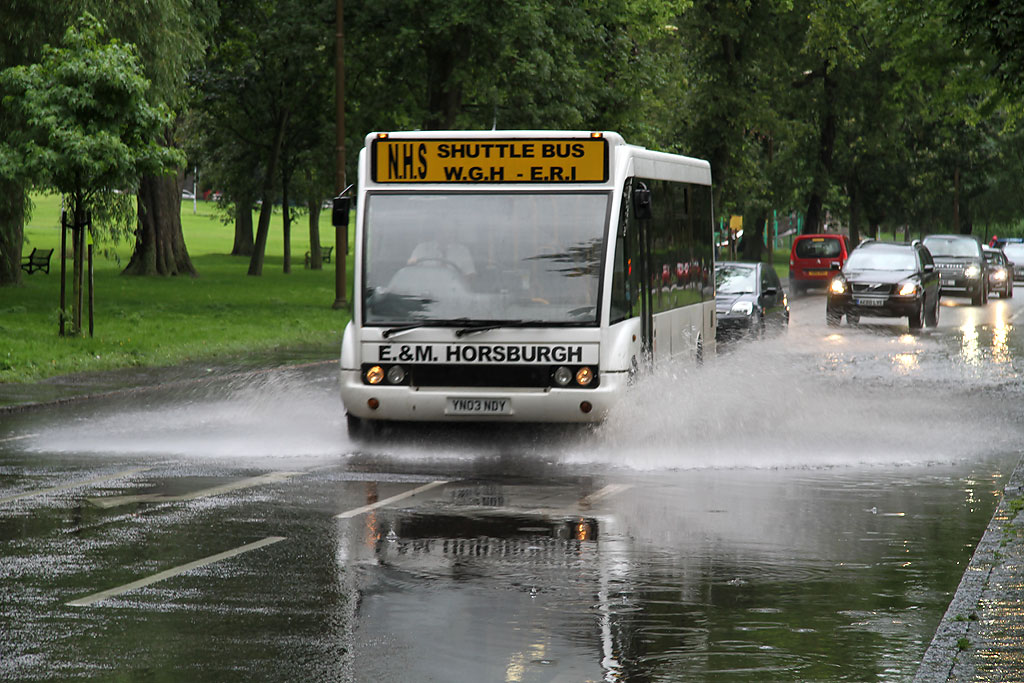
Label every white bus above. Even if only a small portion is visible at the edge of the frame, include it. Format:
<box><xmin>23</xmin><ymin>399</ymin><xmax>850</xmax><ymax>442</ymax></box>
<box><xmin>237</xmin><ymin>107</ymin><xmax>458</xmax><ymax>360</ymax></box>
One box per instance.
<box><xmin>340</xmin><ymin>131</ymin><xmax>715</xmax><ymax>434</ymax></box>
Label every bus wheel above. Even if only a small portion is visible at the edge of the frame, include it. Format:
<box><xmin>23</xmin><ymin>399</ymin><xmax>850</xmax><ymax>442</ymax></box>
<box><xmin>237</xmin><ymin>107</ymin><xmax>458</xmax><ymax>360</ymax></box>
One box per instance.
<box><xmin>346</xmin><ymin>413</ymin><xmax>377</xmax><ymax>442</ymax></box>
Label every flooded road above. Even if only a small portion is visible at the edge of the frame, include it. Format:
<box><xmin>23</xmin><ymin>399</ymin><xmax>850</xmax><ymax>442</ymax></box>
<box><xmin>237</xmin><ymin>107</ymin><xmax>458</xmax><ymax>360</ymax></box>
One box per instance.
<box><xmin>1</xmin><ymin>290</ymin><xmax>1022</xmax><ymax>681</ymax></box>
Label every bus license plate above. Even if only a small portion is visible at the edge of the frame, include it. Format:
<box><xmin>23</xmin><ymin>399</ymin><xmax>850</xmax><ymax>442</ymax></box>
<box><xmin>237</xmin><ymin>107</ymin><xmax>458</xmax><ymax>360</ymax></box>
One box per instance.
<box><xmin>855</xmin><ymin>298</ymin><xmax>884</xmax><ymax>307</ymax></box>
<box><xmin>446</xmin><ymin>397</ymin><xmax>511</xmax><ymax>415</ymax></box>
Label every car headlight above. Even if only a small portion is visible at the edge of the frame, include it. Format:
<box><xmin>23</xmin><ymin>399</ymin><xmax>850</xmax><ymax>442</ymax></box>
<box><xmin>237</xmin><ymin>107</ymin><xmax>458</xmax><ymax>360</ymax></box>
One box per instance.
<box><xmin>730</xmin><ymin>301</ymin><xmax>753</xmax><ymax>315</ymax></box>
<box><xmin>992</xmin><ymin>268</ymin><xmax>1007</xmax><ymax>281</ymax></box>
<box><xmin>829</xmin><ymin>277</ymin><xmax>847</xmax><ymax>295</ymax></box>
<box><xmin>964</xmin><ymin>264</ymin><xmax>981</xmax><ymax>279</ymax></box>
<box><xmin>898</xmin><ymin>282</ymin><xmax>918</xmax><ymax>296</ymax></box>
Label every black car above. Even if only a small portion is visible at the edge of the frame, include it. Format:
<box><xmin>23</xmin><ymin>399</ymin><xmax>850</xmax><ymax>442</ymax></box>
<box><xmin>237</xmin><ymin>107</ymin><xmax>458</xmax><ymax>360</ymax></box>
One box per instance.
<box><xmin>982</xmin><ymin>246</ymin><xmax>1013</xmax><ymax>299</ymax></box>
<box><xmin>921</xmin><ymin>234</ymin><xmax>988</xmax><ymax>305</ymax></box>
<box><xmin>715</xmin><ymin>261</ymin><xmax>789</xmax><ymax>340</ymax></box>
<box><xmin>826</xmin><ymin>240</ymin><xmax>940</xmax><ymax>330</ymax></box>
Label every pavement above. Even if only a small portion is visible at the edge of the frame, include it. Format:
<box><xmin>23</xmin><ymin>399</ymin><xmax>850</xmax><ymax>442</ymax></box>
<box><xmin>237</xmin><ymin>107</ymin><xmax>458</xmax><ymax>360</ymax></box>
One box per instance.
<box><xmin>915</xmin><ymin>453</ymin><xmax>1024</xmax><ymax>682</ymax></box>
<box><xmin>0</xmin><ymin>349</ymin><xmax>337</xmax><ymax>412</ymax></box>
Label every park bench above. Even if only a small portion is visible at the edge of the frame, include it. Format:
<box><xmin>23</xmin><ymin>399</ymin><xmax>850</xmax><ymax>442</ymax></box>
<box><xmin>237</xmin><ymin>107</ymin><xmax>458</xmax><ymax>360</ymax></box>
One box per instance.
<box><xmin>304</xmin><ymin>245</ymin><xmax>333</xmax><ymax>268</ymax></box>
<box><xmin>21</xmin><ymin>247</ymin><xmax>54</xmax><ymax>275</ymax></box>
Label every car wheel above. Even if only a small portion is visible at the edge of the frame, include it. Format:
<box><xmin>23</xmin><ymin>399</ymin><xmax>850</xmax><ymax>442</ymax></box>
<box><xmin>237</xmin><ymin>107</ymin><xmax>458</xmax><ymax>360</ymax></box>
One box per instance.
<box><xmin>1008</xmin><ymin>282</ymin><xmax>1014</xmax><ymax>299</ymax></box>
<box><xmin>908</xmin><ymin>300</ymin><xmax>923</xmax><ymax>330</ymax></box>
<box><xmin>925</xmin><ymin>293</ymin><xmax>940</xmax><ymax>327</ymax></box>
<box><xmin>826</xmin><ymin>308</ymin><xmax>842</xmax><ymax>327</ymax></box>
<box><xmin>846</xmin><ymin>312</ymin><xmax>860</xmax><ymax>325</ymax></box>
<box><xmin>749</xmin><ymin>310</ymin><xmax>764</xmax><ymax>339</ymax></box>
<box><xmin>972</xmin><ymin>287</ymin><xmax>984</xmax><ymax>306</ymax></box>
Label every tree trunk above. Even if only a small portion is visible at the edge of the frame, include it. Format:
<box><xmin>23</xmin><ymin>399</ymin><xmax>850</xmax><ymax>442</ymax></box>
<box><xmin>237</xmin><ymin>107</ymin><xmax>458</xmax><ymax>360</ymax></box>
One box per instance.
<box><xmin>248</xmin><ymin>110</ymin><xmax>289</xmax><ymax>276</ymax></box>
<box><xmin>231</xmin><ymin>192</ymin><xmax>254</xmax><ymax>256</ymax></box>
<box><xmin>740</xmin><ymin>211</ymin><xmax>767</xmax><ymax>262</ymax></box>
<box><xmin>424</xmin><ymin>45</ymin><xmax>461</xmax><ymax>129</ymax></box>
<box><xmin>124</xmin><ymin>170</ymin><xmax>196</xmax><ymax>276</ymax></box>
<box><xmin>848</xmin><ymin>180</ymin><xmax>861</xmax><ymax>247</ymax></box>
<box><xmin>282</xmin><ymin>170</ymin><xmax>291</xmax><ymax>275</ymax></box>
<box><xmin>804</xmin><ymin>64</ymin><xmax>837</xmax><ymax>235</ymax></box>
<box><xmin>307</xmin><ymin>199</ymin><xmax>322</xmax><ymax>270</ymax></box>
<box><xmin>0</xmin><ymin>180</ymin><xmax>25</xmax><ymax>286</ymax></box>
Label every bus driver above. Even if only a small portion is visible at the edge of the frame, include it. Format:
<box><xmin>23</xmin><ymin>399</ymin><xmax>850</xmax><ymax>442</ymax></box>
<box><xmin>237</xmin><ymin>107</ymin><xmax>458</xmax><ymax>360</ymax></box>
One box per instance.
<box><xmin>407</xmin><ymin>241</ymin><xmax>476</xmax><ymax>278</ymax></box>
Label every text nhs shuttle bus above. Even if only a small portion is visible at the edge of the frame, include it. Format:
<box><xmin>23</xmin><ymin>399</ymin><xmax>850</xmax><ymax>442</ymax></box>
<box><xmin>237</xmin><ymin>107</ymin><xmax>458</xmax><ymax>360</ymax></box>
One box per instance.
<box><xmin>340</xmin><ymin>130</ymin><xmax>715</xmax><ymax>433</ymax></box>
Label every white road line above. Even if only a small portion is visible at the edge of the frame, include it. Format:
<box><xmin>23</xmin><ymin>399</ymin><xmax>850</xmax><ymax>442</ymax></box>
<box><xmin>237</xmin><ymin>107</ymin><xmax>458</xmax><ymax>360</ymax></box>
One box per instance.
<box><xmin>1011</xmin><ymin>307</ymin><xmax>1024</xmax><ymax>323</ymax></box>
<box><xmin>335</xmin><ymin>480</ymin><xmax>449</xmax><ymax>519</ymax></box>
<box><xmin>66</xmin><ymin>536</ymin><xmax>286</xmax><ymax>607</ymax></box>
<box><xmin>0</xmin><ymin>467</ymin><xmax>151</xmax><ymax>505</ymax></box>
<box><xmin>0</xmin><ymin>433</ymin><xmax>38</xmax><ymax>444</ymax></box>
<box><xmin>580</xmin><ymin>484</ymin><xmax>633</xmax><ymax>506</ymax></box>
<box><xmin>88</xmin><ymin>471</ymin><xmax>304</xmax><ymax>509</ymax></box>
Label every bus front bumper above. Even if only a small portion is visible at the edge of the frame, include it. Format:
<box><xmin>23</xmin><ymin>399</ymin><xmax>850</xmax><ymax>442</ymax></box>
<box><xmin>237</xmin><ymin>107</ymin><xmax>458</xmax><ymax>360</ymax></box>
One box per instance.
<box><xmin>340</xmin><ymin>370</ymin><xmax>628</xmax><ymax>423</ymax></box>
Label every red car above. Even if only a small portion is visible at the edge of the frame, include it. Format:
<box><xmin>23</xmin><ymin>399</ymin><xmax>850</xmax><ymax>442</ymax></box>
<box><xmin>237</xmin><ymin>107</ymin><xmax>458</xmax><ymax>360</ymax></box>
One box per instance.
<box><xmin>789</xmin><ymin>234</ymin><xmax>851</xmax><ymax>295</ymax></box>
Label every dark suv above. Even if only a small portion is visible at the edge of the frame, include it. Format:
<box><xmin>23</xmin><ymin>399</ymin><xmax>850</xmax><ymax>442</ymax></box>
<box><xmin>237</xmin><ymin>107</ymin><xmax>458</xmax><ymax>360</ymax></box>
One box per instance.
<box><xmin>921</xmin><ymin>234</ymin><xmax>988</xmax><ymax>305</ymax></box>
<box><xmin>826</xmin><ymin>240</ymin><xmax>940</xmax><ymax>330</ymax></box>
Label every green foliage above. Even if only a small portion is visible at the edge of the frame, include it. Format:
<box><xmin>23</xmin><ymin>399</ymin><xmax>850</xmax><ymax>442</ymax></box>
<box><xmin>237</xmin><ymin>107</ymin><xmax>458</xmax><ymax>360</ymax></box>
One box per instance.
<box><xmin>0</xmin><ymin>13</ymin><xmax>183</xmax><ymax>213</ymax></box>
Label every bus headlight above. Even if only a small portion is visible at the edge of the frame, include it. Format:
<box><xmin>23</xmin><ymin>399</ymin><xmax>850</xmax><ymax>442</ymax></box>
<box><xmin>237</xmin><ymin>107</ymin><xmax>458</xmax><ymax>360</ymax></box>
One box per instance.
<box><xmin>366</xmin><ymin>365</ymin><xmax>384</xmax><ymax>384</ymax></box>
<box><xmin>386</xmin><ymin>365</ymin><xmax>406</xmax><ymax>384</ymax></box>
<box><xmin>576</xmin><ymin>367</ymin><xmax>594</xmax><ymax>386</ymax></box>
<box><xmin>553</xmin><ymin>366</ymin><xmax>573</xmax><ymax>386</ymax></box>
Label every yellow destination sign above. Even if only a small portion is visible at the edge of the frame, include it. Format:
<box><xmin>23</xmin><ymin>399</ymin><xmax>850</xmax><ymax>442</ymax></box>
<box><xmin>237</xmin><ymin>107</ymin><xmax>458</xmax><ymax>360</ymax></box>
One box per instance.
<box><xmin>372</xmin><ymin>137</ymin><xmax>608</xmax><ymax>184</ymax></box>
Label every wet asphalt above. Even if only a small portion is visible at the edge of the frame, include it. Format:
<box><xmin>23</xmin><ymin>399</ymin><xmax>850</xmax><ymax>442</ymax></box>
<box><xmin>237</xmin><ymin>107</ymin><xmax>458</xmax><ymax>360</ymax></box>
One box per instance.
<box><xmin>4</xmin><ymin>301</ymin><xmax>1024</xmax><ymax>680</ymax></box>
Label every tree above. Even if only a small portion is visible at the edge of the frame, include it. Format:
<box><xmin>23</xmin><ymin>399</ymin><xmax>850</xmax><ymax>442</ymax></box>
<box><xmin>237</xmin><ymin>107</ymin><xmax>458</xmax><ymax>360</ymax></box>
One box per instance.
<box><xmin>0</xmin><ymin>14</ymin><xmax>182</xmax><ymax>333</ymax></box>
<box><xmin>193</xmin><ymin>0</ymin><xmax>335</xmax><ymax>276</ymax></box>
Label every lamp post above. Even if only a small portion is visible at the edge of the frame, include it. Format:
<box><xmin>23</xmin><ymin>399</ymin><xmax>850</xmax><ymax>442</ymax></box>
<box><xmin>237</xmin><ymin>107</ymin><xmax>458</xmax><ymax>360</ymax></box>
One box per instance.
<box><xmin>332</xmin><ymin>0</ymin><xmax>348</xmax><ymax>309</ymax></box>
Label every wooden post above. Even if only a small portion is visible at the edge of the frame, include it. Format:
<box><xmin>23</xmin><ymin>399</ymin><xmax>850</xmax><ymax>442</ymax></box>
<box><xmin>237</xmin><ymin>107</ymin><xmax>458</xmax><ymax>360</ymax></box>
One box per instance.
<box><xmin>87</xmin><ymin>213</ymin><xmax>94</xmax><ymax>338</ymax></box>
<box><xmin>59</xmin><ymin>210</ymin><xmax>67</xmax><ymax>337</ymax></box>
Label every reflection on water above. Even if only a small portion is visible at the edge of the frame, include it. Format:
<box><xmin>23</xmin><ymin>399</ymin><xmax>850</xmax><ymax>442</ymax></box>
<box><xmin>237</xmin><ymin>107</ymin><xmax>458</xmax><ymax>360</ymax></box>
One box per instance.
<box><xmin>338</xmin><ymin>464</ymin><xmax>1012</xmax><ymax>682</ymax></box>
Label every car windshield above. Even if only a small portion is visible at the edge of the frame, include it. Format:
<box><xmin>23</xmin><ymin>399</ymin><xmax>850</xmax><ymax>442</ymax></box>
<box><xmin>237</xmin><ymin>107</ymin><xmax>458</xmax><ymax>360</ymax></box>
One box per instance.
<box><xmin>922</xmin><ymin>237</ymin><xmax>981</xmax><ymax>258</ymax></box>
<box><xmin>1002</xmin><ymin>244</ymin><xmax>1024</xmax><ymax>261</ymax></box>
<box><xmin>715</xmin><ymin>264</ymin><xmax>756</xmax><ymax>294</ymax></box>
<box><xmin>984</xmin><ymin>251</ymin><xmax>1005</xmax><ymax>265</ymax></box>
<box><xmin>845</xmin><ymin>248</ymin><xmax>917</xmax><ymax>271</ymax></box>
<box><xmin>794</xmin><ymin>237</ymin><xmax>841</xmax><ymax>258</ymax></box>
<box><xmin>362</xmin><ymin>192</ymin><xmax>609</xmax><ymax>325</ymax></box>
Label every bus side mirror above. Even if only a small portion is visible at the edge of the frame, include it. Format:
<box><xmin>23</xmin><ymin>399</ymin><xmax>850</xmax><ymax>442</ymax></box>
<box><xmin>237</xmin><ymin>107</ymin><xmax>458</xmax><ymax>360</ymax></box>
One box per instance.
<box><xmin>633</xmin><ymin>183</ymin><xmax>652</xmax><ymax>220</ymax></box>
<box><xmin>332</xmin><ymin>196</ymin><xmax>351</xmax><ymax>228</ymax></box>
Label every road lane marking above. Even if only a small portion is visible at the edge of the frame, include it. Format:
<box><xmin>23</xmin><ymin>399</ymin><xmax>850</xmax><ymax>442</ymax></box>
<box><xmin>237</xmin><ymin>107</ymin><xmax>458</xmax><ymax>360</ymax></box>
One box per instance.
<box><xmin>1011</xmin><ymin>307</ymin><xmax>1024</xmax><ymax>323</ymax></box>
<box><xmin>87</xmin><ymin>471</ymin><xmax>304</xmax><ymax>509</ymax></box>
<box><xmin>0</xmin><ymin>433</ymin><xmax>38</xmax><ymax>444</ymax></box>
<box><xmin>66</xmin><ymin>536</ymin><xmax>286</xmax><ymax>607</ymax></box>
<box><xmin>580</xmin><ymin>484</ymin><xmax>633</xmax><ymax>507</ymax></box>
<box><xmin>335</xmin><ymin>480</ymin><xmax>449</xmax><ymax>519</ymax></box>
<box><xmin>0</xmin><ymin>468</ymin><xmax>151</xmax><ymax>505</ymax></box>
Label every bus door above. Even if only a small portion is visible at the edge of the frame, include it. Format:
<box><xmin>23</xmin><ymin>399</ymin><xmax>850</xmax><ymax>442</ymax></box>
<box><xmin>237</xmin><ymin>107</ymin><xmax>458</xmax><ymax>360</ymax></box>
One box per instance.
<box><xmin>633</xmin><ymin>182</ymin><xmax>655</xmax><ymax>367</ymax></box>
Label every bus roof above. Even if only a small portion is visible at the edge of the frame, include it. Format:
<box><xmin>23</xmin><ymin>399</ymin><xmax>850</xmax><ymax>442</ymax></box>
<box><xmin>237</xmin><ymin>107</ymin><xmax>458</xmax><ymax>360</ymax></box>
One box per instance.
<box><xmin>361</xmin><ymin>130</ymin><xmax>711</xmax><ymax>187</ymax></box>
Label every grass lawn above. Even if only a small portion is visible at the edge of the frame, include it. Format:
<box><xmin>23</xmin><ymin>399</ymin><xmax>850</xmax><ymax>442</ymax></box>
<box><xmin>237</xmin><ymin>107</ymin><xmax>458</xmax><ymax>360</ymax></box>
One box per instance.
<box><xmin>1</xmin><ymin>194</ymin><xmax>353</xmax><ymax>383</ymax></box>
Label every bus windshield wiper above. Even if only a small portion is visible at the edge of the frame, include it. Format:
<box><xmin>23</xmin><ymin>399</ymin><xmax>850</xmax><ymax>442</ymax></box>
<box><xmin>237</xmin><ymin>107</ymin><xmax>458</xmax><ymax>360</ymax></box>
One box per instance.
<box><xmin>453</xmin><ymin>319</ymin><xmax>538</xmax><ymax>337</ymax></box>
<box><xmin>381</xmin><ymin>324</ymin><xmax>425</xmax><ymax>339</ymax></box>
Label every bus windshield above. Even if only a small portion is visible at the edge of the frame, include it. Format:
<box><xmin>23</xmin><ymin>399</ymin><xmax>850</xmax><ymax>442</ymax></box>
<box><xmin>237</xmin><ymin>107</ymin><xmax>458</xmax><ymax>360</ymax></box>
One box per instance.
<box><xmin>363</xmin><ymin>192</ymin><xmax>609</xmax><ymax>326</ymax></box>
